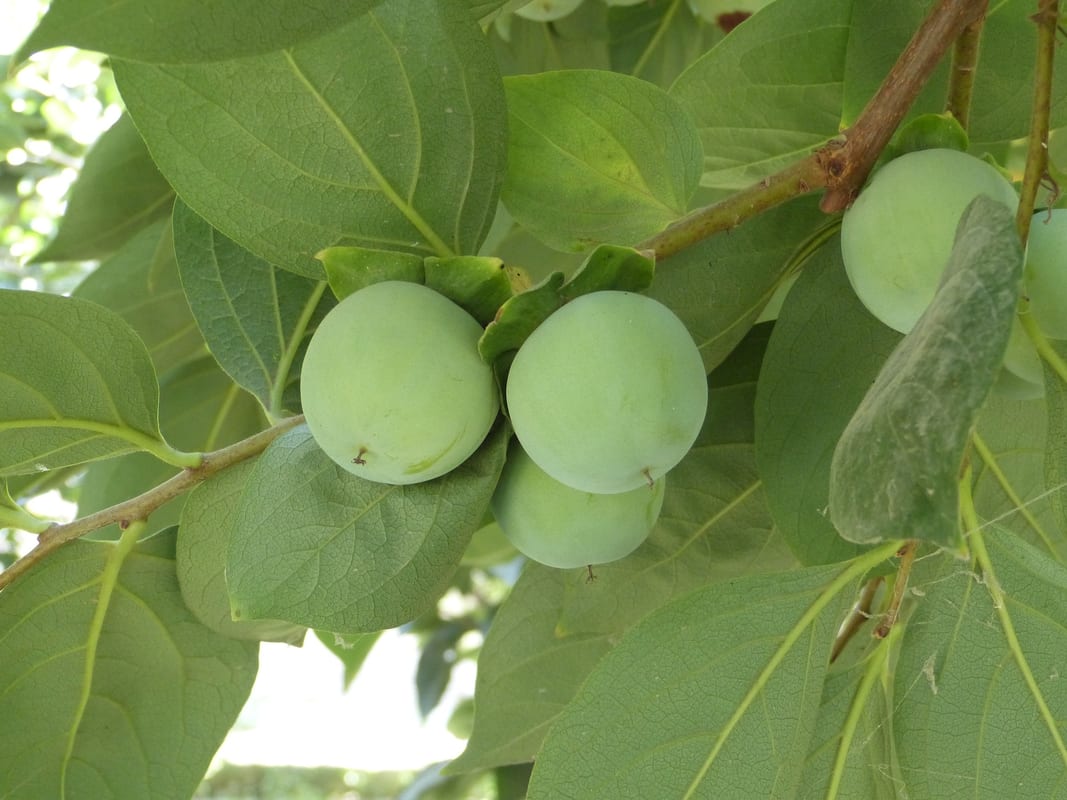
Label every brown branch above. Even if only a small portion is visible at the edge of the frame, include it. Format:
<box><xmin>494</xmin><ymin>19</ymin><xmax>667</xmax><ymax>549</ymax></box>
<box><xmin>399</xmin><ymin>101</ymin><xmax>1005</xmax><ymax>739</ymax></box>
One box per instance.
<box><xmin>821</xmin><ymin>0</ymin><xmax>989</xmax><ymax>212</ymax></box>
<box><xmin>1016</xmin><ymin>0</ymin><xmax>1059</xmax><ymax>244</ymax></box>
<box><xmin>946</xmin><ymin>8</ymin><xmax>988</xmax><ymax>129</ymax></box>
<box><xmin>830</xmin><ymin>575</ymin><xmax>885</xmax><ymax>663</ymax></box>
<box><xmin>0</xmin><ymin>415</ymin><xmax>306</xmax><ymax>593</ymax></box>
<box><xmin>642</xmin><ymin>0</ymin><xmax>988</xmax><ymax>260</ymax></box>
<box><xmin>874</xmin><ymin>540</ymin><xmax>918</xmax><ymax>639</ymax></box>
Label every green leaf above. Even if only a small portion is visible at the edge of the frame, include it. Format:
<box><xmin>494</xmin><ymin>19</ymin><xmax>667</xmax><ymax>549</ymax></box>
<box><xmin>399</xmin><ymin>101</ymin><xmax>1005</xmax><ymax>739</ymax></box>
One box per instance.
<box><xmin>75</xmin><ymin>356</ymin><xmax>265</xmax><ymax>539</ymax></box>
<box><xmin>829</xmin><ymin>196</ymin><xmax>1023</xmax><ymax>551</ymax></box>
<box><xmin>894</xmin><ymin>528</ymin><xmax>1067</xmax><ymax>797</ymax></box>
<box><xmin>13</xmin><ymin>0</ymin><xmax>382</xmax><ymax>66</ymax></box>
<box><xmin>0</xmin><ymin>479</ymin><xmax>49</xmax><ymax>534</ymax></box>
<box><xmin>755</xmin><ymin>240</ymin><xmax>900</xmax><ymax>565</ymax></box>
<box><xmin>842</xmin><ymin>0</ymin><xmax>1067</xmax><ymax>145</ymax></box>
<box><xmin>0</xmin><ymin>528</ymin><xmax>258</xmax><ymax>798</ymax></box>
<box><xmin>489</xmin><ymin>4</ymin><xmax>611</xmax><ymax>76</ymax></box>
<box><xmin>669</xmin><ymin>0</ymin><xmax>851</xmax><ymax>189</ymax></box>
<box><xmin>317</xmin><ymin>246</ymin><xmax>426</xmax><ymax>301</ymax></box>
<box><xmin>114</xmin><ymin>0</ymin><xmax>507</xmax><ymax>277</ymax></box>
<box><xmin>502</xmin><ymin>69</ymin><xmax>702</xmax><ymax>252</ymax></box>
<box><xmin>425</xmin><ymin>256</ymin><xmax>515</xmax><ymax>326</ymax></box>
<box><xmin>0</xmin><ymin>289</ymin><xmax>176</xmax><ymax>477</ymax></box>
<box><xmin>797</xmin><ymin>638</ymin><xmax>900</xmax><ymax>799</ymax></box>
<box><xmin>607</xmin><ymin>1</ymin><xmax>721</xmax><ymax>90</ymax></box>
<box><xmin>172</xmin><ymin>200</ymin><xmax>332</xmax><ymax>415</ymax></box>
<box><xmin>1045</xmin><ymin>343</ymin><xmax>1067</xmax><ymax>543</ymax></box>
<box><xmin>177</xmin><ymin>460</ymin><xmax>307</xmax><ymax>644</ymax></box>
<box><xmin>447</xmin><ymin>563</ymin><xmax>614</xmax><ymax>774</ymax></box>
<box><xmin>73</xmin><ymin>218</ymin><xmax>205</xmax><ymax>375</ymax></box>
<box><xmin>647</xmin><ymin>195</ymin><xmax>826</xmax><ymax>371</ymax></box>
<box><xmin>227</xmin><ymin>423</ymin><xmax>508</xmax><ymax>632</ymax></box>
<box><xmin>478</xmin><ymin>272</ymin><xmax>565</xmax><ymax>364</ymax></box>
<box><xmin>558</xmin><ymin>244</ymin><xmax>654</xmax><ymax>300</ymax></box>
<box><xmin>526</xmin><ymin>561</ymin><xmax>873</xmax><ymax>798</ymax></box>
<box><xmin>315</xmin><ymin>629</ymin><xmax>382</xmax><ymax>691</ymax></box>
<box><xmin>30</xmin><ymin>115</ymin><xmax>174</xmax><ymax>264</ymax></box>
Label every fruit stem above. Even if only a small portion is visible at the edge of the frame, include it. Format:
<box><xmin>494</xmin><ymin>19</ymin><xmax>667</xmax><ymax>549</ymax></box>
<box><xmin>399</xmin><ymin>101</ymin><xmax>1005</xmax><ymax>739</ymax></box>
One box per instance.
<box><xmin>1015</xmin><ymin>0</ymin><xmax>1059</xmax><ymax>244</ymax></box>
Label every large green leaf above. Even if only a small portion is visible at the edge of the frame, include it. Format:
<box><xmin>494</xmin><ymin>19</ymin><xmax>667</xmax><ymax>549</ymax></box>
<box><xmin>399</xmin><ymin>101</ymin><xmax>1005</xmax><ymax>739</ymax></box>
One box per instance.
<box><xmin>172</xmin><ymin>200</ymin><xmax>332</xmax><ymax>416</ymax></box>
<box><xmin>73</xmin><ymin>218</ymin><xmax>205</xmax><ymax>375</ymax></box>
<box><xmin>1045</xmin><ymin>345</ymin><xmax>1067</xmax><ymax>544</ymax></box>
<box><xmin>226</xmin><ymin>424</ymin><xmax>508</xmax><ymax>632</ymax></box>
<box><xmin>177</xmin><ymin>460</ymin><xmax>306</xmax><ymax>644</ymax></box>
<box><xmin>75</xmin><ymin>356</ymin><xmax>265</xmax><ymax>539</ymax></box>
<box><xmin>0</xmin><ymin>289</ymin><xmax>172</xmax><ymax>476</ymax></box>
<box><xmin>501</xmin><ymin>69</ymin><xmax>702</xmax><ymax>252</ymax></box>
<box><xmin>669</xmin><ymin>0</ymin><xmax>851</xmax><ymax>189</ymax></box>
<box><xmin>754</xmin><ymin>239</ymin><xmax>900</xmax><ymax>565</ymax></box>
<box><xmin>0</xmin><ymin>528</ymin><xmax>258</xmax><ymax>799</ymax></box>
<box><xmin>647</xmin><ymin>195</ymin><xmax>825</xmax><ymax>372</ymax></box>
<box><xmin>526</xmin><ymin>562</ymin><xmax>869</xmax><ymax>798</ymax></box>
<box><xmin>841</xmin><ymin>0</ymin><xmax>1067</xmax><ymax>145</ymax></box>
<box><xmin>31</xmin><ymin>115</ymin><xmax>174</xmax><ymax>264</ymax></box>
<box><xmin>829</xmin><ymin>196</ymin><xmax>1023</xmax><ymax>552</ymax></box>
<box><xmin>447</xmin><ymin>563</ymin><xmax>614</xmax><ymax>773</ymax></box>
<box><xmin>114</xmin><ymin>0</ymin><xmax>507</xmax><ymax>277</ymax></box>
<box><xmin>894</xmin><ymin>528</ymin><xmax>1067</xmax><ymax>797</ymax></box>
<box><xmin>13</xmin><ymin>1</ymin><xmax>381</xmax><ymax>65</ymax></box>
<box><xmin>607</xmin><ymin>1</ymin><xmax>721</xmax><ymax>90</ymax></box>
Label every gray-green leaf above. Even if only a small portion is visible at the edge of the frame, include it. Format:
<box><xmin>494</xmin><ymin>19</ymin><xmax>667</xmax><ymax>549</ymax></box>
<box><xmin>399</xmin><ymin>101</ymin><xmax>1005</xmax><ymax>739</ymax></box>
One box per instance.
<box><xmin>829</xmin><ymin>196</ymin><xmax>1023</xmax><ymax>551</ymax></box>
<box><xmin>31</xmin><ymin>115</ymin><xmax>174</xmax><ymax>264</ymax></box>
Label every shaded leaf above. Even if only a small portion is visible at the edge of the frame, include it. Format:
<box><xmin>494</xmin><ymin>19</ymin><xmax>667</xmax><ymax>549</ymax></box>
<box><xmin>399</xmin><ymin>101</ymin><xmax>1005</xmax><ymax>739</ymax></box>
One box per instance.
<box><xmin>647</xmin><ymin>196</ymin><xmax>826</xmax><ymax>372</ymax></box>
<box><xmin>829</xmin><ymin>196</ymin><xmax>1023</xmax><ymax>551</ymax></box>
<box><xmin>177</xmin><ymin>460</ymin><xmax>307</xmax><ymax>644</ymax></box>
<box><xmin>0</xmin><ymin>528</ymin><xmax>258</xmax><ymax>798</ymax></box>
<box><xmin>1045</xmin><ymin>343</ymin><xmax>1067</xmax><ymax>543</ymax></box>
<box><xmin>172</xmin><ymin>200</ymin><xmax>332</xmax><ymax>415</ymax></box>
<box><xmin>755</xmin><ymin>240</ymin><xmax>900</xmax><ymax>565</ymax></box>
<box><xmin>227</xmin><ymin>424</ymin><xmax>508</xmax><ymax>632</ymax></box>
<box><xmin>0</xmin><ymin>289</ymin><xmax>168</xmax><ymax>476</ymax></box>
<box><xmin>31</xmin><ymin>116</ymin><xmax>174</xmax><ymax>264</ymax></box>
<box><xmin>14</xmin><ymin>0</ymin><xmax>382</xmax><ymax>65</ymax></box>
<box><xmin>73</xmin><ymin>217</ymin><xmax>205</xmax><ymax>375</ymax></box>
<box><xmin>607</xmin><ymin>2</ymin><xmax>722</xmax><ymax>90</ymax></box>
<box><xmin>527</xmin><ymin>563</ymin><xmax>861</xmax><ymax>798</ymax></box>
<box><xmin>669</xmin><ymin>0</ymin><xmax>851</xmax><ymax>189</ymax></box>
<box><xmin>502</xmin><ymin>69</ymin><xmax>702</xmax><ymax>252</ymax></box>
<box><xmin>114</xmin><ymin>0</ymin><xmax>507</xmax><ymax>277</ymax></box>
<box><xmin>894</xmin><ymin>528</ymin><xmax>1067</xmax><ymax>797</ymax></box>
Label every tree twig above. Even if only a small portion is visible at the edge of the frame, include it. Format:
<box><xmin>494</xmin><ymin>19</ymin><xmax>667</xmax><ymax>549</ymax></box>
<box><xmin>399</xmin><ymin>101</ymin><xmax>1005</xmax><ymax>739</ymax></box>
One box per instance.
<box><xmin>0</xmin><ymin>415</ymin><xmax>306</xmax><ymax>593</ymax></box>
<box><xmin>1016</xmin><ymin>0</ymin><xmax>1059</xmax><ymax>244</ymax></box>
<box><xmin>640</xmin><ymin>0</ymin><xmax>988</xmax><ymax>259</ymax></box>
<box><xmin>830</xmin><ymin>575</ymin><xmax>885</xmax><ymax>663</ymax></box>
<box><xmin>946</xmin><ymin>7</ymin><xmax>988</xmax><ymax>130</ymax></box>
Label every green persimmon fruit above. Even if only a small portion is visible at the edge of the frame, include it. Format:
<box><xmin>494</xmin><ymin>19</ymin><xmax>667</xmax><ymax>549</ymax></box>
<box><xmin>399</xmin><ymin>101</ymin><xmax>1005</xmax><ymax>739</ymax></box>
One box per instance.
<box><xmin>491</xmin><ymin>445</ymin><xmax>665</xmax><ymax>569</ymax></box>
<box><xmin>300</xmin><ymin>281</ymin><xmax>498</xmax><ymax>485</ymax></box>
<box><xmin>506</xmin><ymin>291</ymin><xmax>707</xmax><ymax>494</ymax></box>
<box><xmin>841</xmin><ymin>148</ymin><xmax>1019</xmax><ymax>333</ymax></box>
<box><xmin>1025</xmin><ymin>208</ymin><xmax>1067</xmax><ymax>339</ymax></box>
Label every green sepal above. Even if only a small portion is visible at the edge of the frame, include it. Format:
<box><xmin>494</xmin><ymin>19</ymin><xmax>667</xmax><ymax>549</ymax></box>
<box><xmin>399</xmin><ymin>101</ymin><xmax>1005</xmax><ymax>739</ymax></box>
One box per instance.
<box><xmin>559</xmin><ymin>244</ymin><xmax>655</xmax><ymax>301</ymax></box>
<box><xmin>478</xmin><ymin>272</ymin><xmax>566</xmax><ymax>365</ymax></box>
<box><xmin>316</xmin><ymin>246</ymin><xmax>425</xmax><ymax>301</ymax></box>
<box><xmin>425</xmin><ymin>255</ymin><xmax>515</xmax><ymax>325</ymax></box>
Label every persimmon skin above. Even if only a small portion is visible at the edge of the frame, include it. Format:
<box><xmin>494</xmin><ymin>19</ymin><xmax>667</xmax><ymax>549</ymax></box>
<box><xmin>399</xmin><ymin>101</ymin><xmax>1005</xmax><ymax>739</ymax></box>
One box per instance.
<box><xmin>1025</xmin><ymin>208</ymin><xmax>1067</xmax><ymax>340</ymax></box>
<box><xmin>491</xmin><ymin>445</ymin><xmax>665</xmax><ymax>569</ymax></box>
<box><xmin>505</xmin><ymin>290</ymin><xmax>707</xmax><ymax>494</ymax></box>
<box><xmin>841</xmin><ymin>148</ymin><xmax>1019</xmax><ymax>334</ymax></box>
<box><xmin>300</xmin><ymin>281</ymin><xmax>498</xmax><ymax>485</ymax></box>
